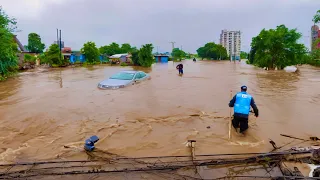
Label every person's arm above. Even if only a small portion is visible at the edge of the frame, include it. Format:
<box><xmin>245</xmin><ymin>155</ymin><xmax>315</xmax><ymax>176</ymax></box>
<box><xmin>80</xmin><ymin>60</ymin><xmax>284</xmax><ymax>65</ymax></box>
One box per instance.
<box><xmin>250</xmin><ymin>98</ymin><xmax>259</xmax><ymax>117</ymax></box>
<box><xmin>229</xmin><ymin>95</ymin><xmax>236</xmax><ymax>107</ymax></box>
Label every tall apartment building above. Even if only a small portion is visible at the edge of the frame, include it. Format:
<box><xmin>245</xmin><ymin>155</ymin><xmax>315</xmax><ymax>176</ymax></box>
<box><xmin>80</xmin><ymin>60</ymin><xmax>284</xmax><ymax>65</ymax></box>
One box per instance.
<box><xmin>311</xmin><ymin>25</ymin><xmax>320</xmax><ymax>51</ymax></box>
<box><xmin>220</xmin><ymin>29</ymin><xmax>241</xmax><ymax>60</ymax></box>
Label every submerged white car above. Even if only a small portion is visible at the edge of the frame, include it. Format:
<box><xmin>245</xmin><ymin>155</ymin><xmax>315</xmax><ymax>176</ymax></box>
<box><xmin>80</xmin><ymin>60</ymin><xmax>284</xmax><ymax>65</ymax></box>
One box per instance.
<box><xmin>98</xmin><ymin>70</ymin><xmax>150</xmax><ymax>89</ymax></box>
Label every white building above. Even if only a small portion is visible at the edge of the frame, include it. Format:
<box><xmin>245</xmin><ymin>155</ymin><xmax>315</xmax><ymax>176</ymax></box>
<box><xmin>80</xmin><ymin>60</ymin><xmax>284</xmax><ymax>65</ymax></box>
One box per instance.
<box><xmin>219</xmin><ymin>29</ymin><xmax>241</xmax><ymax>61</ymax></box>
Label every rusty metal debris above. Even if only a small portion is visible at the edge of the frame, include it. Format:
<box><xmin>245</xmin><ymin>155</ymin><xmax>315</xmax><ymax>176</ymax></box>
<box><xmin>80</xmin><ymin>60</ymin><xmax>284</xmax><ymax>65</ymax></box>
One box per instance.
<box><xmin>0</xmin><ymin>150</ymin><xmax>317</xmax><ymax>179</ymax></box>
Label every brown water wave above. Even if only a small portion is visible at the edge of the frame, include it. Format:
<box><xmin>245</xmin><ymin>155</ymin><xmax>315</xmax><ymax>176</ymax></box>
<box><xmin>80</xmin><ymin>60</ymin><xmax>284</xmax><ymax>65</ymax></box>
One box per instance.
<box><xmin>0</xmin><ymin>61</ymin><xmax>319</xmax><ymax>164</ymax></box>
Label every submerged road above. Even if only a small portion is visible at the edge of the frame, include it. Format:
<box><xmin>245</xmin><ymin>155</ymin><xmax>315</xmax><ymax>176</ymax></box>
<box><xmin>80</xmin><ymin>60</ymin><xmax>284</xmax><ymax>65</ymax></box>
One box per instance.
<box><xmin>0</xmin><ymin>60</ymin><xmax>319</xmax><ymax>163</ymax></box>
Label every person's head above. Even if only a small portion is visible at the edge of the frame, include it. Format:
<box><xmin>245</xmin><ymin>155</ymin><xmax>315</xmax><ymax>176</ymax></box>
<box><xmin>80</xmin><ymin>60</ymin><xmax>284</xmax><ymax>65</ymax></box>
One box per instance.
<box><xmin>241</xmin><ymin>85</ymin><xmax>247</xmax><ymax>92</ymax></box>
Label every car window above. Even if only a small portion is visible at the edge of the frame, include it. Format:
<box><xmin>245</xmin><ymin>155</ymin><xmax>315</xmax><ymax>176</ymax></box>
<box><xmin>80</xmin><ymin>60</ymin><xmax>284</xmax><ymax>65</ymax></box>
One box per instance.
<box><xmin>139</xmin><ymin>72</ymin><xmax>146</xmax><ymax>78</ymax></box>
<box><xmin>135</xmin><ymin>73</ymin><xmax>142</xmax><ymax>79</ymax></box>
<box><xmin>110</xmin><ymin>72</ymin><xmax>135</xmax><ymax>80</ymax></box>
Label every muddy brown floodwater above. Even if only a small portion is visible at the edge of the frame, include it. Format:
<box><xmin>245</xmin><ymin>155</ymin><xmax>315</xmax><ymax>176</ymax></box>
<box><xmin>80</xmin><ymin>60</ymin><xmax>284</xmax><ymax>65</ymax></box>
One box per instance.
<box><xmin>0</xmin><ymin>60</ymin><xmax>320</xmax><ymax>164</ymax></box>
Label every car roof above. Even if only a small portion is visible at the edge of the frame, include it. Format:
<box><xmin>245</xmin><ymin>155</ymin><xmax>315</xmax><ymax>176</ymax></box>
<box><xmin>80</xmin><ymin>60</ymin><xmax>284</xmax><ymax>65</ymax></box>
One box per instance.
<box><xmin>120</xmin><ymin>70</ymin><xmax>145</xmax><ymax>74</ymax></box>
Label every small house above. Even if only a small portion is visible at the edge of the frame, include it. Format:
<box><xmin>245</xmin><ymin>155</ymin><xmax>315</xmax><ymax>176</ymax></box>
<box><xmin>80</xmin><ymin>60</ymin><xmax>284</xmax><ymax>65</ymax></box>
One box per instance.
<box><xmin>62</xmin><ymin>47</ymin><xmax>72</xmax><ymax>61</ymax></box>
<box><xmin>154</xmin><ymin>55</ymin><xmax>169</xmax><ymax>63</ymax></box>
<box><xmin>109</xmin><ymin>54</ymin><xmax>129</xmax><ymax>64</ymax></box>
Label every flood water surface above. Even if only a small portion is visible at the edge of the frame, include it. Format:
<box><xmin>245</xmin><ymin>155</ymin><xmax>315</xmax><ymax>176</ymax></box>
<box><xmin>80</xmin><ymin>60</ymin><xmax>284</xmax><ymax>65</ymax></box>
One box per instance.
<box><xmin>0</xmin><ymin>60</ymin><xmax>320</xmax><ymax>163</ymax></box>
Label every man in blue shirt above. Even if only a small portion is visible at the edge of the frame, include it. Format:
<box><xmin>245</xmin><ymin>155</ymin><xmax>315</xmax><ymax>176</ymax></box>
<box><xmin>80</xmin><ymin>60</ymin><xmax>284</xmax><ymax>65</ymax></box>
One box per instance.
<box><xmin>229</xmin><ymin>86</ymin><xmax>259</xmax><ymax>134</ymax></box>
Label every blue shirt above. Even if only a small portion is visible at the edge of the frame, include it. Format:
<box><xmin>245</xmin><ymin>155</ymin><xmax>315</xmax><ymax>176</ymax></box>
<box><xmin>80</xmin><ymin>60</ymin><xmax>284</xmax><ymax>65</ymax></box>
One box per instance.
<box><xmin>229</xmin><ymin>91</ymin><xmax>259</xmax><ymax>118</ymax></box>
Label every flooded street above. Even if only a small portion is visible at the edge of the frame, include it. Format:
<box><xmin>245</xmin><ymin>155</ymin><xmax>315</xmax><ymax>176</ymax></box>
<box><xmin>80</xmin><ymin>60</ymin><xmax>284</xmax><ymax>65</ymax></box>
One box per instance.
<box><xmin>0</xmin><ymin>60</ymin><xmax>320</xmax><ymax>164</ymax></box>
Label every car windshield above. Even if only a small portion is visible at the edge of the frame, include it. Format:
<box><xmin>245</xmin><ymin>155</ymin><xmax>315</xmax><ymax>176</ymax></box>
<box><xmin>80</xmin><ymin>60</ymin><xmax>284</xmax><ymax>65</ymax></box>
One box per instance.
<box><xmin>109</xmin><ymin>72</ymin><xmax>135</xmax><ymax>80</ymax></box>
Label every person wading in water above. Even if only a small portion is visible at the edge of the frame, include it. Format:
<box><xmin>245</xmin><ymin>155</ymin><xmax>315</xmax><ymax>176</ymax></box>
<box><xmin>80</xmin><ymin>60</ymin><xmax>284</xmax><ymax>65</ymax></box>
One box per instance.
<box><xmin>228</xmin><ymin>86</ymin><xmax>259</xmax><ymax>134</ymax></box>
<box><xmin>176</xmin><ymin>63</ymin><xmax>183</xmax><ymax>75</ymax></box>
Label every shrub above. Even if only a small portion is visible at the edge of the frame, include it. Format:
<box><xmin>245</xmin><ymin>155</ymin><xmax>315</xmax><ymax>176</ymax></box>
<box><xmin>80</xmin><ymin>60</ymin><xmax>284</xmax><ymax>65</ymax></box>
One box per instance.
<box><xmin>24</xmin><ymin>54</ymin><xmax>36</xmax><ymax>64</ymax></box>
<box><xmin>120</xmin><ymin>62</ymin><xmax>127</xmax><ymax>66</ymax></box>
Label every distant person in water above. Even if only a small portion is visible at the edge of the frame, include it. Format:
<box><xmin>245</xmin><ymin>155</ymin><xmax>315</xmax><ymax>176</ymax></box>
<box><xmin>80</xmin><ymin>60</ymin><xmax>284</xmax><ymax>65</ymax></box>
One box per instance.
<box><xmin>228</xmin><ymin>86</ymin><xmax>259</xmax><ymax>134</ymax></box>
<box><xmin>176</xmin><ymin>63</ymin><xmax>183</xmax><ymax>75</ymax></box>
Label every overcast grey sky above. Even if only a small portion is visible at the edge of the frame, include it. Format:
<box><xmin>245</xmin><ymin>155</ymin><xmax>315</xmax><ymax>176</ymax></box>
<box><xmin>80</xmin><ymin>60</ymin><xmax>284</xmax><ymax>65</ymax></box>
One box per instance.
<box><xmin>2</xmin><ymin>0</ymin><xmax>320</xmax><ymax>53</ymax></box>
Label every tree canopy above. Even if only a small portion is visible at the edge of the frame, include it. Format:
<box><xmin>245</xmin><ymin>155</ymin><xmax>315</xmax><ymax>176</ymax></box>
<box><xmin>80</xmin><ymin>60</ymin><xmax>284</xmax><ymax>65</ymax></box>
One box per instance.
<box><xmin>131</xmin><ymin>49</ymin><xmax>140</xmax><ymax>66</ymax></box>
<box><xmin>81</xmin><ymin>41</ymin><xmax>100</xmax><ymax>64</ymax></box>
<box><xmin>240</xmin><ymin>51</ymin><xmax>249</xmax><ymax>59</ymax></box>
<box><xmin>0</xmin><ymin>6</ymin><xmax>18</xmax><ymax>80</ymax></box>
<box><xmin>120</xmin><ymin>43</ymin><xmax>132</xmax><ymax>53</ymax></box>
<box><xmin>248</xmin><ymin>25</ymin><xmax>307</xmax><ymax>69</ymax></box>
<box><xmin>44</xmin><ymin>44</ymin><xmax>63</xmax><ymax>66</ymax></box>
<box><xmin>172</xmin><ymin>48</ymin><xmax>186</xmax><ymax>60</ymax></box>
<box><xmin>313</xmin><ymin>10</ymin><xmax>320</xmax><ymax>24</ymax></box>
<box><xmin>196</xmin><ymin>42</ymin><xmax>228</xmax><ymax>60</ymax></box>
<box><xmin>27</xmin><ymin>33</ymin><xmax>45</xmax><ymax>53</ymax></box>
<box><xmin>99</xmin><ymin>42</ymin><xmax>136</xmax><ymax>56</ymax></box>
<box><xmin>24</xmin><ymin>54</ymin><xmax>36</xmax><ymax>64</ymax></box>
<box><xmin>99</xmin><ymin>42</ymin><xmax>120</xmax><ymax>56</ymax></box>
<box><xmin>138</xmin><ymin>44</ymin><xmax>154</xmax><ymax>67</ymax></box>
<box><xmin>0</xmin><ymin>6</ymin><xmax>17</xmax><ymax>32</ymax></box>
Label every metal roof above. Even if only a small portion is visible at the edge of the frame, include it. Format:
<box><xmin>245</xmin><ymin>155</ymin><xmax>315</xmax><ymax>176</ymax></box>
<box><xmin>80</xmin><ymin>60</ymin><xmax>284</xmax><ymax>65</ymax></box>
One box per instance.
<box><xmin>154</xmin><ymin>55</ymin><xmax>169</xmax><ymax>57</ymax></box>
<box><xmin>121</xmin><ymin>70</ymin><xmax>139</xmax><ymax>73</ymax></box>
<box><xmin>109</xmin><ymin>54</ymin><xmax>128</xmax><ymax>58</ymax></box>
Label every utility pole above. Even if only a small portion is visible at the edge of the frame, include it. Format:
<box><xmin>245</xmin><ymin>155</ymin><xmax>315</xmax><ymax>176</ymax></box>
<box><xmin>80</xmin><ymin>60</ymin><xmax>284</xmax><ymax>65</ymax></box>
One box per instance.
<box><xmin>59</xmin><ymin>29</ymin><xmax>62</xmax><ymax>60</ymax></box>
<box><xmin>56</xmin><ymin>29</ymin><xmax>59</xmax><ymax>46</ymax></box>
<box><xmin>169</xmin><ymin>42</ymin><xmax>176</xmax><ymax>50</ymax></box>
<box><xmin>57</xmin><ymin>29</ymin><xmax>62</xmax><ymax>62</ymax></box>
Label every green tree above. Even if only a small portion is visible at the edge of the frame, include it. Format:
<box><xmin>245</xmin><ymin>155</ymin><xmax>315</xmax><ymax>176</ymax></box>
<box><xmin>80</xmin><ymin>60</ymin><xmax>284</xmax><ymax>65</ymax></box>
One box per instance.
<box><xmin>131</xmin><ymin>46</ymin><xmax>138</xmax><ymax>52</ymax></box>
<box><xmin>24</xmin><ymin>54</ymin><xmax>36</xmax><ymax>64</ymax></box>
<box><xmin>38</xmin><ymin>53</ymin><xmax>47</xmax><ymax>64</ymax></box>
<box><xmin>215</xmin><ymin>44</ymin><xmax>228</xmax><ymax>60</ymax></box>
<box><xmin>81</xmin><ymin>41</ymin><xmax>100</xmax><ymax>64</ymax></box>
<box><xmin>172</xmin><ymin>48</ymin><xmax>186</xmax><ymax>60</ymax></box>
<box><xmin>100</xmin><ymin>43</ymin><xmax>136</xmax><ymax>56</ymax></box>
<box><xmin>23</xmin><ymin>45</ymin><xmax>28</xmax><ymax>51</ymax></box>
<box><xmin>240</xmin><ymin>51</ymin><xmax>249</xmax><ymax>59</ymax></box>
<box><xmin>196</xmin><ymin>47</ymin><xmax>206</xmax><ymax>60</ymax></box>
<box><xmin>196</xmin><ymin>42</ymin><xmax>228</xmax><ymax>60</ymax></box>
<box><xmin>131</xmin><ymin>49</ymin><xmax>140</xmax><ymax>66</ymax></box>
<box><xmin>99</xmin><ymin>42</ymin><xmax>121</xmax><ymax>56</ymax></box>
<box><xmin>185</xmin><ymin>53</ymin><xmax>191</xmax><ymax>59</ymax></box>
<box><xmin>99</xmin><ymin>45</ymin><xmax>108</xmax><ymax>55</ymax></box>
<box><xmin>250</xmin><ymin>25</ymin><xmax>307</xmax><ymax>69</ymax></box>
<box><xmin>313</xmin><ymin>10</ymin><xmax>320</xmax><ymax>24</ymax></box>
<box><xmin>0</xmin><ymin>6</ymin><xmax>17</xmax><ymax>32</ymax></box>
<box><xmin>120</xmin><ymin>43</ymin><xmax>132</xmax><ymax>53</ymax></box>
<box><xmin>248</xmin><ymin>47</ymin><xmax>256</xmax><ymax>64</ymax></box>
<box><xmin>44</xmin><ymin>44</ymin><xmax>63</xmax><ymax>66</ymax></box>
<box><xmin>0</xmin><ymin>7</ymin><xmax>18</xmax><ymax>80</ymax></box>
<box><xmin>0</xmin><ymin>28</ymin><xmax>18</xmax><ymax>80</ymax></box>
<box><xmin>27</xmin><ymin>33</ymin><xmax>45</xmax><ymax>53</ymax></box>
<box><xmin>138</xmin><ymin>44</ymin><xmax>154</xmax><ymax>67</ymax></box>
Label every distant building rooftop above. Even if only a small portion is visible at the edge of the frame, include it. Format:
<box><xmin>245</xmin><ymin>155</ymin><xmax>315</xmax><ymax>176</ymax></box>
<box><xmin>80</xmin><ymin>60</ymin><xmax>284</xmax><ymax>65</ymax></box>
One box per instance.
<box><xmin>154</xmin><ymin>54</ymin><xmax>169</xmax><ymax>57</ymax></box>
<box><xmin>109</xmin><ymin>54</ymin><xmax>128</xmax><ymax>58</ymax></box>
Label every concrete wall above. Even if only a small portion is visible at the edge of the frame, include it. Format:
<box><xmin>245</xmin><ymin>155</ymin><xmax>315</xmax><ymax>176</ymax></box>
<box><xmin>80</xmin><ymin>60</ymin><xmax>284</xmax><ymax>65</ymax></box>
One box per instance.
<box><xmin>154</xmin><ymin>56</ymin><xmax>169</xmax><ymax>63</ymax></box>
<box><xmin>161</xmin><ymin>56</ymin><xmax>168</xmax><ymax>63</ymax></box>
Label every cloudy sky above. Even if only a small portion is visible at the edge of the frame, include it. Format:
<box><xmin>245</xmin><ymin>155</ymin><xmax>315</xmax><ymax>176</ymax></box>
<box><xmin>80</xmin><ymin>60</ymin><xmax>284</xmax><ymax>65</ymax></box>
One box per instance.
<box><xmin>1</xmin><ymin>0</ymin><xmax>320</xmax><ymax>53</ymax></box>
